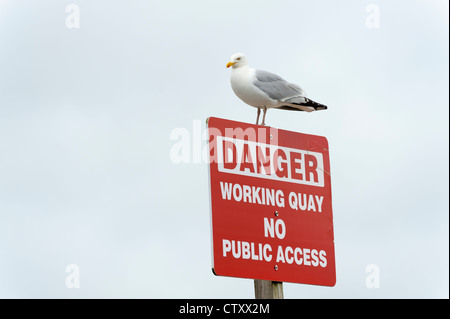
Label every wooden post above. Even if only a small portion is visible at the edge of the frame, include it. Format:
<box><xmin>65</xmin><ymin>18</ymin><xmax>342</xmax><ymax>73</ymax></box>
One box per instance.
<box><xmin>254</xmin><ymin>280</ymin><xmax>284</xmax><ymax>299</ymax></box>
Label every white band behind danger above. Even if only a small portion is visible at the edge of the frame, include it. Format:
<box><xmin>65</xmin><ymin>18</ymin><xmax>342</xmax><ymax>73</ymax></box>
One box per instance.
<box><xmin>216</xmin><ymin>136</ymin><xmax>325</xmax><ymax>187</ymax></box>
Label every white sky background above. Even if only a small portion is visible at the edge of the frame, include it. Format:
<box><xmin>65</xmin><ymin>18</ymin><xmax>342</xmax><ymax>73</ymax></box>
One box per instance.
<box><xmin>0</xmin><ymin>0</ymin><xmax>448</xmax><ymax>298</ymax></box>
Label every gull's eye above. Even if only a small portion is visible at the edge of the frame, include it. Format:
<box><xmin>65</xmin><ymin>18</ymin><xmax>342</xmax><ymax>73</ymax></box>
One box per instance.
<box><xmin>236</xmin><ymin>57</ymin><xmax>241</xmax><ymax>61</ymax></box>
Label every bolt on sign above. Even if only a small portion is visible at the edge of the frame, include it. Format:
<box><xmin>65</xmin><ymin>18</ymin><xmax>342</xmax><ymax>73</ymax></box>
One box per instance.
<box><xmin>207</xmin><ymin>117</ymin><xmax>336</xmax><ymax>286</ymax></box>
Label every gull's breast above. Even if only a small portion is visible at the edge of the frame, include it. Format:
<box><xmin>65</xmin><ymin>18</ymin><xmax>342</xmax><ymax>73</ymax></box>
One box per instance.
<box><xmin>230</xmin><ymin>68</ymin><xmax>277</xmax><ymax>108</ymax></box>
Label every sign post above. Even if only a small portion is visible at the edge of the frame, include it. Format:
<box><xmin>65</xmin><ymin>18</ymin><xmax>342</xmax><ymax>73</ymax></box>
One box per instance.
<box><xmin>207</xmin><ymin>117</ymin><xmax>336</xmax><ymax>297</ymax></box>
<box><xmin>254</xmin><ymin>280</ymin><xmax>283</xmax><ymax>299</ymax></box>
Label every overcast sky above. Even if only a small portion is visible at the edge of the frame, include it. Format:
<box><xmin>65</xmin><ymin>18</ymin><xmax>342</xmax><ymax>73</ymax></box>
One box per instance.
<box><xmin>0</xmin><ymin>0</ymin><xmax>448</xmax><ymax>298</ymax></box>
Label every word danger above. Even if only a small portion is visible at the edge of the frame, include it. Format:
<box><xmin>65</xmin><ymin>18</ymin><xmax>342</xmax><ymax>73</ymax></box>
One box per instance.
<box><xmin>216</xmin><ymin>136</ymin><xmax>325</xmax><ymax>187</ymax></box>
<box><xmin>222</xmin><ymin>240</ymin><xmax>327</xmax><ymax>267</ymax></box>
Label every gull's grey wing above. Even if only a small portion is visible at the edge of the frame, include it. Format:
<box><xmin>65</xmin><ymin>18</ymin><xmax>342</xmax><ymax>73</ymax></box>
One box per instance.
<box><xmin>253</xmin><ymin>70</ymin><xmax>307</xmax><ymax>102</ymax></box>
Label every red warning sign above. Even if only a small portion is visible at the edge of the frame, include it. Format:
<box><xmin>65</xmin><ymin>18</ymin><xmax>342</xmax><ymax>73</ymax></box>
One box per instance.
<box><xmin>207</xmin><ymin>117</ymin><xmax>336</xmax><ymax>286</ymax></box>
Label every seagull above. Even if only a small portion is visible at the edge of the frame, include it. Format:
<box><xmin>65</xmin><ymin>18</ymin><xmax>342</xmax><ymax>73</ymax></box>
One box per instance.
<box><xmin>226</xmin><ymin>53</ymin><xmax>327</xmax><ymax>126</ymax></box>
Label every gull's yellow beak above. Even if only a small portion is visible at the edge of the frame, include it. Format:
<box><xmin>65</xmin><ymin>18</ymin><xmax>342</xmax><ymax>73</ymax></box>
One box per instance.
<box><xmin>226</xmin><ymin>61</ymin><xmax>235</xmax><ymax>68</ymax></box>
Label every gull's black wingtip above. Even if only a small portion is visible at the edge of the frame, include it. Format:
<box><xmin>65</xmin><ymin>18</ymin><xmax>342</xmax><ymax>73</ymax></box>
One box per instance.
<box><xmin>303</xmin><ymin>98</ymin><xmax>328</xmax><ymax>111</ymax></box>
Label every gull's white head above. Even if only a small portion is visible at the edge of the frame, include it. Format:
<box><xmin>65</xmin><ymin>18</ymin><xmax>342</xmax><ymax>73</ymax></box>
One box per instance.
<box><xmin>226</xmin><ymin>53</ymin><xmax>248</xmax><ymax>69</ymax></box>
